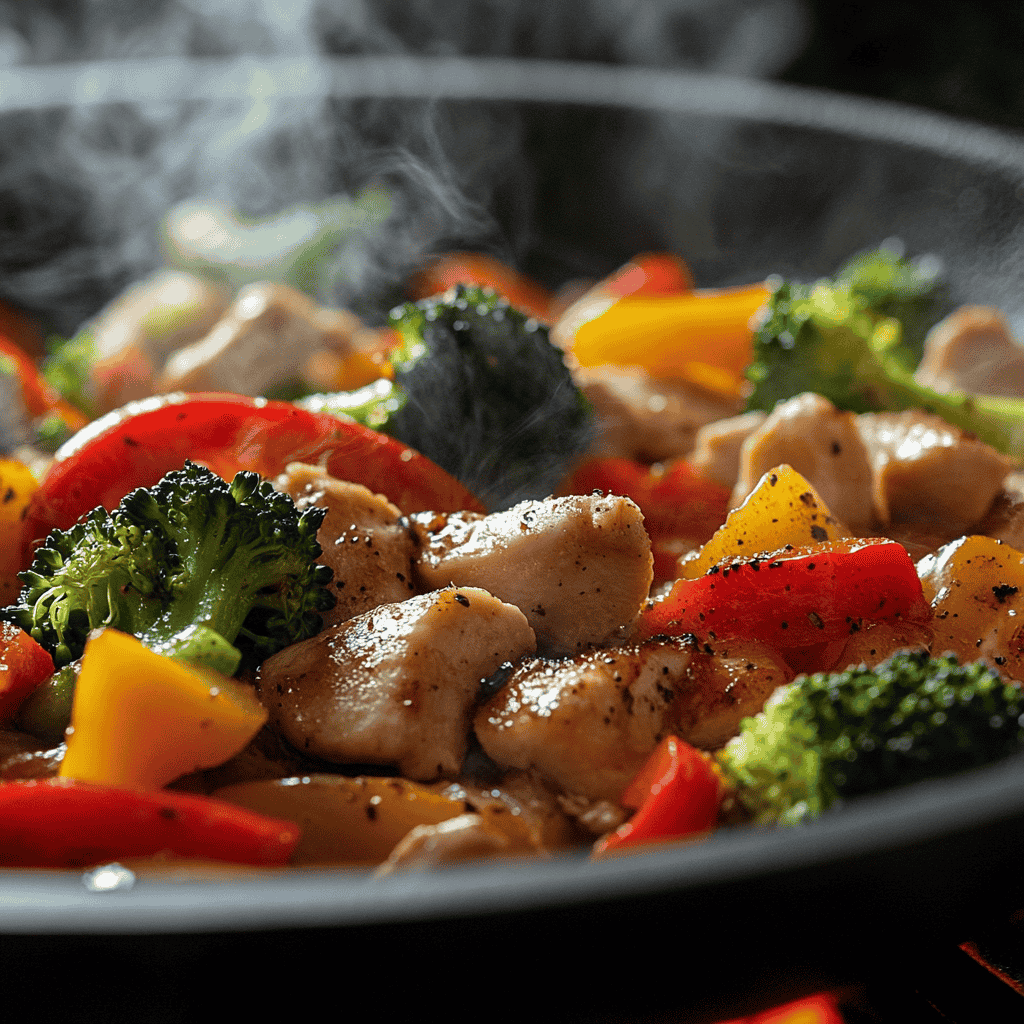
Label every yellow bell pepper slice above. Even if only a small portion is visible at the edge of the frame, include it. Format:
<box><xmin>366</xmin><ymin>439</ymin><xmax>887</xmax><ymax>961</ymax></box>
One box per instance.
<box><xmin>679</xmin><ymin>464</ymin><xmax>852</xmax><ymax>580</ymax></box>
<box><xmin>566</xmin><ymin>282</ymin><xmax>770</xmax><ymax>396</ymax></box>
<box><xmin>60</xmin><ymin>628</ymin><xmax>268</xmax><ymax>791</ymax></box>
<box><xmin>917</xmin><ymin>534</ymin><xmax>1024</xmax><ymax>678</ymax></box>
<box><xmin>0</xmin><ymin>457</ymin><xmax>38</xmax><ymax>603</ymax></box>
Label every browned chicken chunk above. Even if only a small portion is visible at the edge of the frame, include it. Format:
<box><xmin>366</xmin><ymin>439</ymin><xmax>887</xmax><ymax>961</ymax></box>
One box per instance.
<box><xmin>475</xmin><ymin>635</ymin><xmax>791</xmax><ymax>801</ymax></box>
<box><xmin>688</xmin><ymin>409</ymin><xmax>767</xmax><ymax>488</ymax></box>
<box><xmin>257</xmin><ymin>587</ymin><xmax>536</xmax><ymax>781</ymax></box>
<box><xmin>156</xmin><ymin>281</ymin><xmax>361</xmax><ymax>396</ymax></box>
<box><xmin>856</xmin><ymin>410</ymin><xmax>1013</xmax><ymax>533</ymax></box>
<box><xmin>574</xmin><ymin>364</ymin><xmax>744</xmax><ymax>463</ymax></box>
<box><xmin>915</xmin><ymin>306</ymin><xmax>1024</xmax><ymax>397</ymax></box>
<box><xmin>730</xmin><ymin>393</ymin><xmax>875</xmax><ymax>529</ymax></box>
<box><xmin>276</xmin><ymin>462</ymin><xmax>418</xmax><ymax>627</ymax></box>
<box><xmin>408</xmin><ymin>494</ymin><xmax>653</xmax><ymax>655</ymax></box>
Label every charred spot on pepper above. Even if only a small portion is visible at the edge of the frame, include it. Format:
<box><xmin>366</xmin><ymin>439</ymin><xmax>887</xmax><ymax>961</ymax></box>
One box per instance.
<box><xmin>993</xmin><ymin>584</ymin><xmax>1018</xmax><ymax>604</ymax></box>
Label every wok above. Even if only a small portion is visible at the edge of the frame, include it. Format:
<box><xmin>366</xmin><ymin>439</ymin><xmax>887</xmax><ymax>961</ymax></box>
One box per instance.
<box><xmin>2</xmin><ymin>56</ymin><xmax>1024</xmax><ymax>1021</ymax></box>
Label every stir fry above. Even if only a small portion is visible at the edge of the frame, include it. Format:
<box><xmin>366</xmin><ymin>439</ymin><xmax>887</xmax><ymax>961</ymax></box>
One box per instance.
<box><xmin>2</xmin><ymin>239</ymin><xmax>1024</xmax><ymax>872</ymax></box>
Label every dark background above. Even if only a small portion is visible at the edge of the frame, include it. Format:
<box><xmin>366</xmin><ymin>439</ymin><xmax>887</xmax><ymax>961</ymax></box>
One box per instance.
<box><xmin>782</xmin><ymin>1</ymin><xmax>1024</xmax><ymax>133</ymax></box>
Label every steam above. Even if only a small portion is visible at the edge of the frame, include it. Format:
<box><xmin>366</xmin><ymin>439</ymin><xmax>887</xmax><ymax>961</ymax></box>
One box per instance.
<box><xmin>0</xmin><ymin>0</ymin><xmax>809</xmax><ymax>331</ymax></box>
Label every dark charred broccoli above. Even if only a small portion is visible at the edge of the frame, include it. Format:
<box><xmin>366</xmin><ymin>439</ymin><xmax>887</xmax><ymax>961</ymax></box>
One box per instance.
<box><xmin>2</xmin><ymin>461</ymin><xmax>334</xmax><ymax>674</ymax></box>
<box><xmin>744</xmin><ymin>246</ymin><xmax>1024</xmax><ymax>457</ymax></box>
<box><xmin>302</xmin><ymin>284</ymin><xmax>593</xmax><ymax>510</ymax></box>
<box><xmin>716</xmin><ymin>651</ymin><xmax>1024</xmax><ymax>825</ymax></box>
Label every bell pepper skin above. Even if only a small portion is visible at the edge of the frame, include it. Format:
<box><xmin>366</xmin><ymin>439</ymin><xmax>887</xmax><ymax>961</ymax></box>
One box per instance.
<box><xmin>0</xmin><ymin>622</ymin><xmax>54</xmax><ymax>726</ymax></box>
<box><xmin>409</xmin><ymin>252</ymin><xmax>555</xmax><ymax>322</ymax></box>
<box><xmin>600</xmin><ymin>252</ymin><xmax>695</xmax><ymax>297</ymax></box>
<box><xmin>594</xmin><ymin>736</ymin><xmax>724</xmax><ymax>854</ymax></box>
<box><xmin>21</xmin><ymin>392</ymin><xmax>483</xmax><ymax>564</ymax></box>
<box><xmin>59</xmin><ymin>629</ymin><xmax>269</xmax><ymax>792</ymax></box>
<box><xmin>0</xmin><ymin>778</ymin><xmax>299</xmax><ymax>867</ymax></box>
<box><xmin>640</xmin><ymin>538</ymin><xmax>930</xmax><ymax>649</ymax></box>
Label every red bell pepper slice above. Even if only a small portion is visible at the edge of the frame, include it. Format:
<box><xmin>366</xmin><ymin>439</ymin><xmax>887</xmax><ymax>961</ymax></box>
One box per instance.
<box><xmin>593</xmin><ymin>736</ymin><xmax>724</xmax><ymax>855</ymax></box>
<box><xmin>21</xmin><ymin>392</ymin><xmax>484</xmax><ymax>564</ymax></box>
<box><xmin>639</xmin><ymin>538</ymin><xmax>930</xmax><ymax>649</ymax></box>
<box><xmin>601</xmin><ymin>252</ymin><xmax>695</xmax><ymax>297</ymax></box>
<box><xmin>408</xmin><ymin>252</ymin><xmax>555</xmax><ymax>322</ymax></box>
<box><xmin>0</xmin><ymin>623</ymin><xmax>54</xmax><ymax>726</ymax></box>
<box><xmin>564</xmin><ymin>457</ymin><xmax>732</xmax><ymax>548</ymax></box>
<box><xmin>0</xmin><ymin>778</ymin><xmax>299</xmax><ymax>867</ymax></box>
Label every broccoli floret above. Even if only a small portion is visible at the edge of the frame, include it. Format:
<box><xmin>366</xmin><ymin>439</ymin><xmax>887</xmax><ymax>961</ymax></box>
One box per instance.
<box><xmin>304</xmin><ymin>284</ymin><xmax>593</xmax><ymax>510</ymax></box>
<box><xmin>717</xmin><ymin>651</ymin><xmax>1024</xmax><ymax>825</ymax></box>
<box><xmin>41</xmin><ymin>330</ymin><xmax>97</xmax><ymax>419</ymax></box>
<box><xmin>745</xmin><ymin>247</ymin><xmax>1024</xmax><ymax>457</ymax></box>
<box><xmin>3</xmin><ymin>461</ymin><xmax>335</xmax><ymax>674</ymax></box>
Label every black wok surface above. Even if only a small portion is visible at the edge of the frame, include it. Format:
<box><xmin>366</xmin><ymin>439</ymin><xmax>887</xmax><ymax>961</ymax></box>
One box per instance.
<box><xmin>2</xmin><ymin>57</ymin><xmax>1024</xmax><ymax>1021</ymax></box>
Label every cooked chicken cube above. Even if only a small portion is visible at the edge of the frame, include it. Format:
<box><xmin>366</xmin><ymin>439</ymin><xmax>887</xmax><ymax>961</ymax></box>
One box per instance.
<box><xmin>575</xmin><ymin>364</ymin><xmax>744</xmax><ymax>463</ymax></box>
<box><xmin>856</xmin><ymin>410</ymin><xmax>1013</xmax><ymax>533</ymax></box>
<box><xmin>730</xmin><ymin>393</ymin><xmax>875</xmax><ymax>529</ymax></box>
<box><xmin>915</xmin><ymin>306</ymin><xmax>1024</xmax><ymax>397</ymax></box>
<box><xmin>257</xmin><ymin>587</ymin><xmax>536</xmax><ymax>781</ymax></box>
<box><xmin>276</xmin><ymin>462</ymin><xmax>418</xmax><ymax>627</ymax></box>
<box><xmin>86</xmin><ymin>269</ymin><xmax>232</xmax><ymax>412</ymax></box>
<box><xmin>408</xmin><ymin>494</ymin><xmax>653</xmax><ymax>654</ymax></box>
<box><xmin>156</xmin><ymin>281</ymin><xmax>362</xmax><ymax>396</ymax></box>
<box><xmin>688</xmin><ymin>409</ymin><xmax>768</xmax><ymax>488</ymax></box>
<box><xmin>475</xmin><ymin>635</ymin><xmax>791</xmax><ymax>802</ymax></box>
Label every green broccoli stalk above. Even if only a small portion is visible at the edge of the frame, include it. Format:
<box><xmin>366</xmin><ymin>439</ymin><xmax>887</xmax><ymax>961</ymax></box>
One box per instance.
<box><xmin>3</xmin><ymin>461</ymin><xmax>335</xmax><ymax>675</ymax></box>
<box><xmin>717</xmin><ymin>651</ymin><xmax>1024</xmax><ymax>825</ymax></box>
<box><xmin>300</xmin><ymin>284</ymin><xmax>594</xmax><ymax>511</ymax></box>
<box><xmin>745</xmin><ymin>248</ymin><xmax>1024</xmax><ymax>457</ymax></box>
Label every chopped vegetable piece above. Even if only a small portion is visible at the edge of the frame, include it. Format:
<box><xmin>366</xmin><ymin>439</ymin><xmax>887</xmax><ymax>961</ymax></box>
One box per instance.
<box><xmin>640</xmin><ymin>538</ymin><xmax>930</xmax><ymax>649</ymax></box>
<box><xmin>716</xmin><ymin>992</ymin><xmax>845</xmax><ymax>1024</ymax></box>
<box><xmin>334</xmin><ymin>284</ymin><xmax>592</xmax><ymax>510</ymax></box>
<box><xmin>60</xmin><ymin>628</ymin><xmax>268</xmax><ymax>791</ymax></box>
<box><xmin>594</xmin><ymin>736</ymin><xmax>724</xmax><ymax>854</ymax></box>
<box><xmin>679</xmin><ymin>465</ymin><xmax>851</xmax><ymax>581</ymax></box>
<box><xmin>8</xmin><ymin>462</ymin><xmax>335</xmax><ymax>671</ymax></box>
<box><xmin>409</xmin><ymin>251</ymin><xmax>556</xmax><ymax>322</ymax></box>
<box><xmin>0</xmin><ymin>778</ymin><xmax>299</xmax><ymax>867</ymax></box>
<box><xmin>717</xmin><ymin>651</ymin><xmax>1024</xmax><ymax>825</ymax></box>
<box><xmin>600</xmin><ymin>252</ymin><xmax>695</xmax><ymax>297</ymax></box>
<box><xmin>0</xmin><ymin>622</ymin><xmax>54</xmax><ymax>726</ymax></box>
<box><xmin>566</xmin><ymin>282</ymin><xmax>770</xmax><ymax>394</ymax></box>
<box><xmin>745</xmin><ymin>249</ymin><xmax>1024</xmax><ymax>457</ymax></box>
<box><xmin>20</xmin><ymin>392</ymin><xmax>483</xmax><ymax>564</ymax></box>
<box><xmin>0</xmin><ymin>458</ymin><xmax>38</xmax><ymax>604</ymax></box>
<box><xmin>917</xmin><ymin>534</ymin><xmax>1024</xmax><ymax>678</ymax></box>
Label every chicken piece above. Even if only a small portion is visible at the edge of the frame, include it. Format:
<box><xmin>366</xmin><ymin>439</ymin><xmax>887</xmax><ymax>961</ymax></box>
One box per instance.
<box><xmin>88</xmin><ymin>269</ymin><xmax>232</xmax><ymax>412</ymax></box>
<box><xmin>376</xmin><ymin>813</ymin><xmax>514</xmax><ymax>873</ymax></box>
<box><xmin>575</xmin><ymin>364</ymin><xmax>744</xmax><ymax>463</ymax></box>
<box><xmin>975</xmin><ymin>475</ymin><xmax>1024</xmax><ymax>550</ymax></box>
<box><xmin>257</xmin><ymin>587</ymin><xmax>536</xmax><ymax>781</ymax></box>
<box><xmin>474</xmin><ymin>635</ymin><xmax>791</xmax><ymax>802</ymax></box>
<box><xmin>823</xmin><ymin>619</ymin><xmax>935</xmax><ymax>675</ymax></box>
<box><xmin>731</xmin><ymin>393</ymin><xmax>875</xmax><ymax>529</ymax></box>
<box><xmin>276</xmin><ymin>462</ymin><xmax>418</xmax><ymax>627</ymax></box>
<box><xmin>155</xmin><ymin>281</ymin><xmax>362</xmax><ymax>396</ymax></box>
<box><xmin>915</xmin><ymin>306</ymin><xmax>1024</xmax><ymax>397</ymax></box>
<box><xmin>856</xmin><ymin>411</ymin><xmax>1013</xmax><ymax>533</ymax></box>
<box><xmin>688</xmin><ymin>409</ymin><xmax>767</xmax><ymax>488</ymax></box>
<box><xmin>0</xmin><ymin>730</ymin><xmax>63</xmax><ymax>781</ymax></box>
<box><xmin>408</xmin><ymin>494</ymin><xmax>653</xmax><ymax>654</ymax></box>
